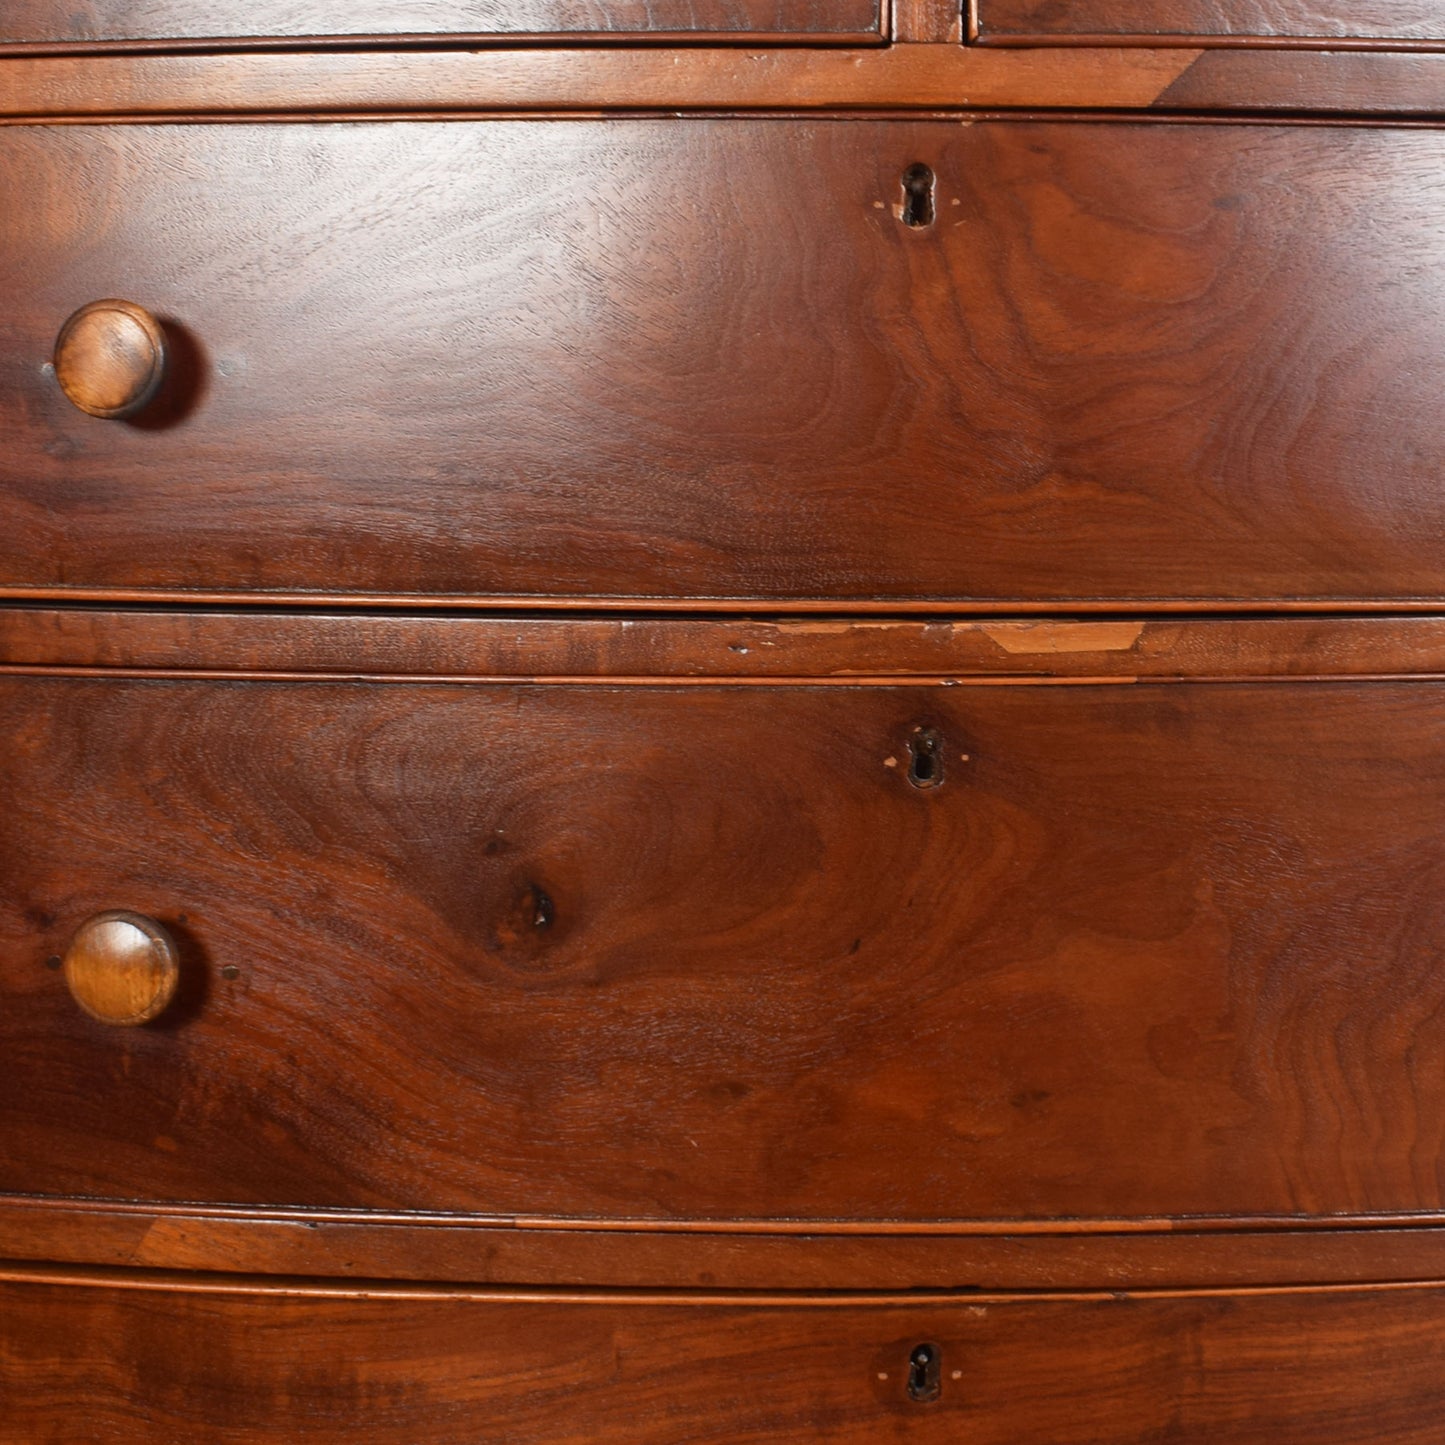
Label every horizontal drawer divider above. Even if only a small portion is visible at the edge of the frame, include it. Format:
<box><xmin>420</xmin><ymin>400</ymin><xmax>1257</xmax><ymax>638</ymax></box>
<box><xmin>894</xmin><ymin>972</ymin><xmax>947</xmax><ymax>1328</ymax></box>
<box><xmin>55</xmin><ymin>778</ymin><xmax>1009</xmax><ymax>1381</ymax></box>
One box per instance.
<box><xmin>8</xmin><ymin>612</ymin><xmax>1445</xmax><ymax>680</ymax></box>
<box><xmin>1</xmin><ymin>47</ymin><xmax>1445</xmax><ymax>118</ymax></box>
<box><xmin>11</xmin><ymin>1199</ymin><xmax>1445</xmax><ymax>1291</ymax></box>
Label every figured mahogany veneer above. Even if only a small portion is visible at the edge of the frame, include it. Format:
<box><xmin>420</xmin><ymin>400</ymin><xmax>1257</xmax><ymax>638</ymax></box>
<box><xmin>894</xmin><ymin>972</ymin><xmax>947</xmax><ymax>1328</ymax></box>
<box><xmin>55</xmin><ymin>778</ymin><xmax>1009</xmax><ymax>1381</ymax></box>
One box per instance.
<box><xmin>4</xmin><ymin>3</ymin><xmax>1445</xmax><ymax>1434</ymax></box>
<box><xmin>6</xmin><ymin>673</ymin><xmax>1445</xmax><ymax>1223</ymax></box>
<box><xmin>7</xmin><ymin>1271</ymin><xmax>1445</xmax><ymax>1444</ymax></box>
<box><xmin>6</xmin><ymin>120</ymin><xmax>1445</xmax><ymax>606</ymax></box>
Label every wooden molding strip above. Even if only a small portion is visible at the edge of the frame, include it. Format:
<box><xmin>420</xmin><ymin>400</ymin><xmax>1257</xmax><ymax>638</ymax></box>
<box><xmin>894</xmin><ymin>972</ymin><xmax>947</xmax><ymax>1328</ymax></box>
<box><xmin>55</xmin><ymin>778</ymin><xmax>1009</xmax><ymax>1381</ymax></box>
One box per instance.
<box><xmin>0</xmin><ymin>46</ymin><xmax>1443</xmax><ymax>118</ymax></box>
<box><xmin>9</xmin><ymin>1198</ymin><xmax>1445</xmax><ymax>1290</ymax></box>
<box><xmin>10</xmin><ymin>1257</ymin><xmax>1445</xmax><ymax>1304</ymax></box>
<box><xmin>10</xmin><ymin>588</ymin><xmax>1445</xmax><ymax>611</ymax></box>
<box><xmin>5</xmin><ymin>610</ymin><xmax>1445</xmax><ymax>681</ymax></box>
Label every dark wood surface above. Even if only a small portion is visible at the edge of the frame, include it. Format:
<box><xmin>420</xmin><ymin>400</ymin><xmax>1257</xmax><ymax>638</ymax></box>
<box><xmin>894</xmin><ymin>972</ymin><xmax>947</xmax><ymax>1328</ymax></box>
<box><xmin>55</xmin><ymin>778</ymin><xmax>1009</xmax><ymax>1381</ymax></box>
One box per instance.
<box><xmin>7</xmin><ymin>1270</ymin><xmax>1445</xmax><ymax>1443</ymax></box>
<box><xmin>6</xmin><ymin>674</ymin><xmax>1445</xmax><ymax>1222</ymax></box>
<box><xmin>0</xmin><ymin>0</ymin><xmax>881</xmax><ymax>45</ymax></box>
<box><xmin>5</xmin><ymin>121</ymin><xmax>1445</xmax><ymax>605</ymax></box>
<box><xmin>976</xmin><ymin>0</ymin><xmax>1445</xmax><ymax>44</ymax></box>
<box><xmin>6</xmin><ymin>12</ymin><xmax>1445</xmax><ymax>1436</ymax></box>
<box><xmin>51</xmin><ymin>299</ymin><xmax>167</xmax><ymax>420</ymax></box>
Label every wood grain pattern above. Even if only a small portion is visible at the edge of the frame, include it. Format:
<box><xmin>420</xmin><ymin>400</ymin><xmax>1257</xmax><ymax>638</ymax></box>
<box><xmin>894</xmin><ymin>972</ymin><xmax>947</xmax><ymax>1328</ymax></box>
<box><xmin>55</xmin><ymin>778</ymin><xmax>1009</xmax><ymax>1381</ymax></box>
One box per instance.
<box><xmin>7</xmin><ymin>47</ymin><xmax>1445</xmax><ymax>120</ymax></box>
<box><xmin>0</xmin><ymin>0</ymin><xmax>882</xmax><ymax>45</ymax></box>
<box><xmin>893</xmin><ymin>0</ymin><xmax>964</xmax><ymax>43</ymax></box>
<box><xmin>4</xmin><ymin>9</ymin><xmax>1443</xmax><ymax>1435</ymax></box>
<box><xmin>52</xmin><ymin>298</ymin><xmax>167</xmax><ymax>419</ymax></box>
<box><xmin>15</xmin><ymin>1197</ymin><xmax>1445</xmax><ymax>1289</ymax></box>
<box><xmin>9</xmin><ymin>609</ymin><xmax>1445</xmax><ymax>680</ymax></box>
<box><xmin>61</xmin><ymin>911</ymin><xmax>181</xmax><ymax>1025</ymax></box>
<box><xmin>7</xmin><ymin>1273</ymin><xmax>1445</xmax><ymax>1442</ymax></box>
<box><xmin>5</xmin><ymin>121</ymin><xmax>1445</xmax><ymax>604</ymax></box>
<box><xmin>6</xmin><ymin>675</ymin><xmax>1445</xmax><ymax>1222</ymax></box>
<box><xmin>976</xmin><ymin>0</ymin><xmax>1445</xmax><ymax>45</ymax></box>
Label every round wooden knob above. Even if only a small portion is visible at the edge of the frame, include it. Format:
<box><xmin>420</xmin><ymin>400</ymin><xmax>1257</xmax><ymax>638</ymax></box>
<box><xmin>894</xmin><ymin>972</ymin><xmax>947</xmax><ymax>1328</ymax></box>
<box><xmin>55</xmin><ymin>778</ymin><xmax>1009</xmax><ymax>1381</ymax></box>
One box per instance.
<box><xmin>62</xmin><ymin>911</ymin><xmax>181</xmax><ymax>1026</ymax></box>
<box><xmin>53</xmin><ymin>299</ymin><xmax>167</xmax><ymax>419</ymax></box>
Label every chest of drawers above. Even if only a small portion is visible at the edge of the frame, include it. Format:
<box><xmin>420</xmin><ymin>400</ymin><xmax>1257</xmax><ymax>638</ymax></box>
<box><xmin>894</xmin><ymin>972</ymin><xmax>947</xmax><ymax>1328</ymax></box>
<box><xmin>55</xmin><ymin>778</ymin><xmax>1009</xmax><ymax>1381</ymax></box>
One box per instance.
<box><xmin>4</xmin><ymin>4</ymin><xmax>1445</xmax><ymax>1440</ymax></box>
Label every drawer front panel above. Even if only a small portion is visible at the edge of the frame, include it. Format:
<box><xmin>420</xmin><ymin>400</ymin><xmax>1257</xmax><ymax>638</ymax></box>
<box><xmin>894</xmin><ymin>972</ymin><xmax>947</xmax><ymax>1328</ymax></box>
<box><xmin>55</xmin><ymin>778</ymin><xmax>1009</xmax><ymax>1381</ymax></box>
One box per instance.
<box><xmin>974</xmin><ymin>1</ymin><xmax>1445</xmax><ymax>44</ymax></box>
<box><xmin>5</xmin><ymin>1276</ymin><xmax>1445</xmax><ymax>1443</ymax></box>
<box><xmin>4</xmin><ymin>121</ymin><xmax>1445</xmax><ymax>605</ymax></box>
<box><xmin>4</xmin><ymin>676</ymin><xmax>1445</xmax><ymax>1221</ymax></box>
<box><xmin>0</xmin><ymin>1</ymin><xmax>882</xmax><ymax>45</ymax></box>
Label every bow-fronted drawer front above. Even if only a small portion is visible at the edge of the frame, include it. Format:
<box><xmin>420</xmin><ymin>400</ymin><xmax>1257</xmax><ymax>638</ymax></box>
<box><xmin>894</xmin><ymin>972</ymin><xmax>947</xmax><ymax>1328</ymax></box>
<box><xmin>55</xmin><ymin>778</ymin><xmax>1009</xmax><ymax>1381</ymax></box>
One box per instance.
<box><xmin>6</xmin><ymin>673</ymin><xmax>1445</xmax><ymax>1225</ymax></box>
<box><xmin>5</xmin><ymin>119</ymin><xmax>1445</xmax><ymax>606</ymax></box>
<box><xmin>7</xmin><ymin>1273</ymin><xmax>1445</xmax><ymax>1444</ymax></box>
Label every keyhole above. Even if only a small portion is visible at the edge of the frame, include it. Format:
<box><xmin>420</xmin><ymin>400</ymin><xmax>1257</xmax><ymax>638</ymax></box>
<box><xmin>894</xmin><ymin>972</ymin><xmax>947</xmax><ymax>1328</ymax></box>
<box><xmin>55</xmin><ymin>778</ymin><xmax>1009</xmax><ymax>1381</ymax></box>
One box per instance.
<box><xmin>907</xmin><ymin>727</ymin><xmax>943</xmax><ymax>790</ymax></box>
<box><xmin>901</xmin><ymin>163</ymin><xmax>935</xmax><ymax>228</ymax></box>
<box><xmin>907</xmin><ymin>1343</ymin><xmax>942</xmax><ymax>1403</ymax></box>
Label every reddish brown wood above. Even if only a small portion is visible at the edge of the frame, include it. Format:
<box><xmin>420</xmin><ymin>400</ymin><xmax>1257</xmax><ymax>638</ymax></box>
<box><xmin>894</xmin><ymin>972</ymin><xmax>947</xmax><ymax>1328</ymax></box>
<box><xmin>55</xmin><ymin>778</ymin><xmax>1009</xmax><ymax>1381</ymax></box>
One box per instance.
<box><xmin>14</xmin><ymin>1198</ymin><xmax>1445</xmax><ymax>1289</ymax></box>
<box><xmin>976</xmin><ymin>0</ymin><xmax>1445</xmax><ymax>45</ymax></box>
<box><xmin>5</xmin><ymin>10</ymin><xmax>1445</xmax><ymax>1431</ymax></box>
<box><xmin>61</xmin><ymin>911</ymin><xmax>181</xmax><ymax>1025</ymax></box>
<box><xmin>6</xmin><ymin>675</ymin><xmax>1445</xmax><ymax>1222</ymax></box>
<box><xmin>5</xmin><ymin>121</ymin><xmax>1445</xmax><ymax>605</ymax></box>
<box><xmin>893</xmin><ymin>0</ymin><xmax>964</xmax><ymax>42</ymax></box>
<box><xmin>52</xmin><ymin>298</ymin><xmax>167</xmax><ymax>419</ymax></box>
<box><xmin>9</xmin><ymin>610</ymin><xmax>1445</xmax><ymax>680</ymax></box>
<box><xmin>6</xmin><ymin>1272</ymin><xmax>1445</xmax><ymax>1442</ymax></box>
<box><xmin>0</xmin><ymin>0</ymin><xmax>882</xmax><ymax>46</ymax></box>
<box><xmin>5</xmin><ymin>47</ymin><xmax>1445</xmax><ymax>120</ymax></box>
<box><xmin>1152</xmin><ymin>48</ymin><xmax>1445</xmax><ymax>104</ymax></box>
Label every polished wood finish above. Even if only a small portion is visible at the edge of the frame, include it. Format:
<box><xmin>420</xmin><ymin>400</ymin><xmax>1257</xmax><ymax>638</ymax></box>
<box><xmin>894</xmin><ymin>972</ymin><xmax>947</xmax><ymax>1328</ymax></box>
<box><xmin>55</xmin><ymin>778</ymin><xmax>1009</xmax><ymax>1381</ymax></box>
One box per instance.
<box><xmin>7</xmin><ymin>1271</ymin><xmax>1445</xmax><ymax>1443</ymax></box>
<box><xmin>10</xmin><ymin>609</ymin><xmax>1445</xmax><ymax>679</ymax></box>
<box><xmin>51</xmin><ymin>298</ymin><xmax>166</xmax><ymax>420</ymax></box>
<box><xmin>976</xmin><ymin>0</ymin><xmax>1445</xmax><ymax>45</ymax></box>
<box><xmin>0</xmin><ymin>0</ymin><xmax>882</xmax><ymax>46</ymax></box>
<box><xmin>6</xmin><ymin>121</ymin><xmax>1445</xmax><ymax>605</ymax></box>
<box><xmin>3</xmin><ymin>47</ymin><xmax>1445</xmax><ymax>119</ymax></box>
<box><xmin>60</xmin><ymin>910</ymin><xmax>180</xmax><ymax>1026</ymax></box>
<box><xmin>895</xmin><ymin>0</ymin><xmax>964</xmax><ymax>43</ymax></box>
<box><xmin>6</xmin><ymin>6</ymin><xmax>1445</xmax><ymax>1436</ymax></box>
<box><xmin>16</xmin><ymin>1198</ymin><xmax>1445</xmax><ymax>1290</ymax></box>
<box><xmin>6</xmin><ymin>675</ymin><xmax>1445</xmax><ymax>1222</ymax></box>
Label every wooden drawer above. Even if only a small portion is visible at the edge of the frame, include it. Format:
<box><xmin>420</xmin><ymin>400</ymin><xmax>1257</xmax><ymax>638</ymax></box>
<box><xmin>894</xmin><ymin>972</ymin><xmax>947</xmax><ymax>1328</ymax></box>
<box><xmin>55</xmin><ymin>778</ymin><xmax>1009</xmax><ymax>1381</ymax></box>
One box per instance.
<box><xmin>5</xmin><ymin>673</ymin><xmax>1445</xmax><ymax>1223</ymax></box>
<box><xmin>5</xmin><ymin>1272</ymin><xmax>1445</xmax><ymax>1442</ymax></box>
<box><xmin>0</xmin><ymin>1</ymin><xmax>882</xmax><ymax>47</ymax></box>
<box><xmin>973</xmin><ymin>1</ymin><xmax>1445</xmax><ymax>45</ymax></box>
<box><xmin>5</xmin><ymin>120</ymin><xmax>1445</xmax><ymax>607</ymax></box>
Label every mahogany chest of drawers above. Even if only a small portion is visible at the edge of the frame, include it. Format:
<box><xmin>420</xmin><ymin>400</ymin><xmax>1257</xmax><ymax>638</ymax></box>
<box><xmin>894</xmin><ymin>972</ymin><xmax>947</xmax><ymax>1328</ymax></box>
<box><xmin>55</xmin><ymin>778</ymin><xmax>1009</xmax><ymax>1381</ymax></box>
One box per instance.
<box><xmin>4</xmin><ymin>4</ymin><xmax>1445</xmax><ymax>1440</ymax></box>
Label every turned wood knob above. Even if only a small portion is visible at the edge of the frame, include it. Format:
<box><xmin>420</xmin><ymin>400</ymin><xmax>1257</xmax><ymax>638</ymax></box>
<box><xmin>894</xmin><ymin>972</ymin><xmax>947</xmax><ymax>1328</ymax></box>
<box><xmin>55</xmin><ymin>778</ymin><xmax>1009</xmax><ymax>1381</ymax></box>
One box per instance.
<box><xmin>62</xmin><ymin>911</ymin><xmax>181</xmax><ymax>1026</ymax></box>
<box><xmin>53</xmin><ymin>299</ymin><xmax>167</xmax><ymax>419</ymax></box>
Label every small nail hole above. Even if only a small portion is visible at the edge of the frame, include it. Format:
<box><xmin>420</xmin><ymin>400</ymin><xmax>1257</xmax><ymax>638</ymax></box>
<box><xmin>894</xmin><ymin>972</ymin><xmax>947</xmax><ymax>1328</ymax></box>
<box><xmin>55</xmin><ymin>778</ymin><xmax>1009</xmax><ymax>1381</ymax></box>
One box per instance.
<box><xmin>44</xmin><ymin>955</ymin><xmax>62</xmax><ymax>971</ymax></box>
<box><xmin>901</xmin><ymin>163</ymin><xmax>936</xmax><ymax>229</ymax></box>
